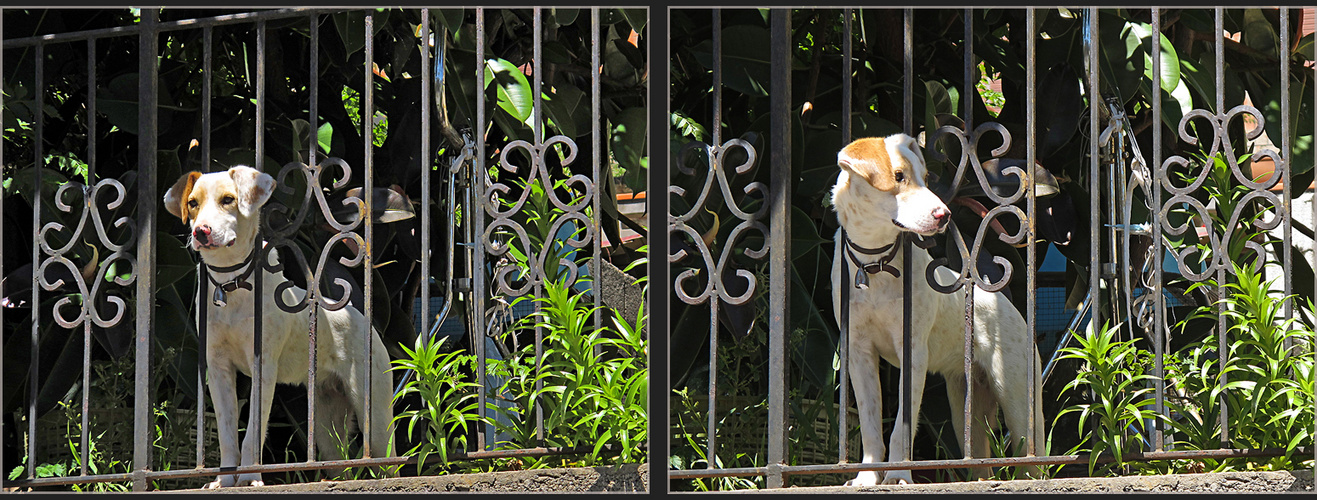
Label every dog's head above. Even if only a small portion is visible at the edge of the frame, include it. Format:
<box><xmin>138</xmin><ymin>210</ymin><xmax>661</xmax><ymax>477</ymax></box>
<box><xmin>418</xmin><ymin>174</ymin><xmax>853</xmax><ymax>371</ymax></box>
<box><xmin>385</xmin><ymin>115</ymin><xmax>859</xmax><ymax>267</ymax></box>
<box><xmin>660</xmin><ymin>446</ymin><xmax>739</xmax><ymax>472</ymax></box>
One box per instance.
<box><xmin>832</xmin><ymin>134</ymin><xmax>950</xmax><ymax>237</ymax></box>
<box><xmin>164</xmin><ymin>166</ymin><xmax>275</xmax><ymax>263</ymax></box>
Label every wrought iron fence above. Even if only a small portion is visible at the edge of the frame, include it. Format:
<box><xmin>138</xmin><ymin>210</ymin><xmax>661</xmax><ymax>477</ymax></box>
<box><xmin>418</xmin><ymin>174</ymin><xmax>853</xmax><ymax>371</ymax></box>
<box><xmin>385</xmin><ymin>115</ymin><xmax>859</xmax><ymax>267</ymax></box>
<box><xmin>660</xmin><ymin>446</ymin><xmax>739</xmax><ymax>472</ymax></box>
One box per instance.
<box><xmin>2</xmin><ymin>7</ymin><xmax>647</xmax><ymax>491</ymax></box>
<box><xmin>668</xmin><ymin>7</ymin><xmax>1316</xmax><ymax>489</ymax></box>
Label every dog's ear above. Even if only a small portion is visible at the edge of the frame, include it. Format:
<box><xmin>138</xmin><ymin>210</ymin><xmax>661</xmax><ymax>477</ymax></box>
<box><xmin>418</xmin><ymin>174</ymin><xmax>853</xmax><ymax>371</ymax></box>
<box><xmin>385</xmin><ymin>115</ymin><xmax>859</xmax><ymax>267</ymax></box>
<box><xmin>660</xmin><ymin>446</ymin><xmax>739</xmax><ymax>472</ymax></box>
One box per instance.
<box><xmin>838</xmin><ymin>138</ymin><xmax>895</xmax><ymax>191</ymax></box>
<box><xmin>228</xmin><ymin>165</ymin><xmax>277</xmax><ymax>216</ymax></box>
<box><xmin>163</xmin><ymin>171</ymin><xmax>203</xmax><ymax>222</ymax></box>
<box><xmin>886</xmin><ymin>133</ymin><xmax>927</xmax><ymax>176</ymax></box>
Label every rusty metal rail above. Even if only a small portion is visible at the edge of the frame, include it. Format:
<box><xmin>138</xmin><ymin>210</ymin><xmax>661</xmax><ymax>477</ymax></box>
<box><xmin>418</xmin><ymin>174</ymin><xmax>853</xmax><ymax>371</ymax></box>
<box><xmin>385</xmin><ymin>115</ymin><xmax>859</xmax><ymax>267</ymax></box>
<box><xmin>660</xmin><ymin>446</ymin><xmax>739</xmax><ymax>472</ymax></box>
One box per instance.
<box><xmin>669</xmin><ymin>446</ymin><xmax>1313</xmax><ymax>480</ymax></box>
<box><xmin>6</xmin><ymin>443</ymin><xmax>647</xmax><ymax>488</ymax></box>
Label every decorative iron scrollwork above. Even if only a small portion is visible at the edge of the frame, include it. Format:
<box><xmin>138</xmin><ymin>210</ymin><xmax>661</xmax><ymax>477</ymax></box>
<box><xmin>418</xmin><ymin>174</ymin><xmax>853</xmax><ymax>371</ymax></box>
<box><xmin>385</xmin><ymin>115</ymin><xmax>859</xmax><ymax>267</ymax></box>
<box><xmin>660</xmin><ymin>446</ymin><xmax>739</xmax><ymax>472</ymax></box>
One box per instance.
<box><xmin>260</xmin><ymin>157</ymin><xmax>366</xmax><ymax>313</ymax></box>
<box><xmin>669</xmin><ymin>138</ymin><xmax>768</xmax><ymax>306</ymax></box>
<box><xmin>481</xmin><ymin>135</ymin><xmax>594</xmax><ymax>297</ymax></box>
<box><xmin>1159</xmin><ymin>104</ymin><xmax>1284</xmax><ymax>280</ymax></box>
<box><xmin>924</xmin><ymin>123</ymin><xmax>1024</xmax><ymax>294</ymax></box>
<box><xmin>36</xmin><ymin>178</ymin><xmax>137</xmax><ymax>328</ymax></box>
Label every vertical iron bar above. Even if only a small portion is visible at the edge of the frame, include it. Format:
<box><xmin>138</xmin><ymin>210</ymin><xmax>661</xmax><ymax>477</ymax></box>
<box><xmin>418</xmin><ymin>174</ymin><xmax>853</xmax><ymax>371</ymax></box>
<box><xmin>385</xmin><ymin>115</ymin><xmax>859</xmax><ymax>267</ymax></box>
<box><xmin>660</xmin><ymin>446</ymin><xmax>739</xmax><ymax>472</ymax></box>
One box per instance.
<box><xmin>421</xmin><ymin>8</ymin><xmax>432</xmax><ymax>349</ymax></box>
<box><xmin>1151</xmin><ymin>7</ymin><xmax>1165</xmax><ymax>452</ymax></box>
<box><xmin>900</xmin><ymin>7</ymin><xmax>914</xmax><ymax>466</ymax></box>
<box><xmin>1312</xmin><ymin>5</ymin><xmax>1317</xmax><ymax>476</ymax></box>
<box><xmin>591</xmin><ymin>7</ymin><xmax>602</xmax><ymax>357</ymax></box>
<box><xmin>133</xmin><ymin>9</ymin><xmax>160</xmax><ymax>491</ymax></box>
<box><xmin>80</xmin><ymin>36</ymin><xmax>95</xmax><ymax>477</ymax></box>
<box><xmin>251</xmin><ymin>18</ymin><xmax>267</xmax><ymax>466</ymax></box>
<box><xmin>1025</xmin><ymin>6</ymin><xmax>1038</xmax><ymax>458</ymax></box>
<box><xmin>198</xmin><ymin>24</ymin><xmax>212</xmax><ymax>469</ymax></box>
<box><xmin>838</xmin><ymin>7</ymin><xmax>852</xmax><ymax>465</ymax></box>
<box><xmin>1280</xmin><ymin>9</ymin><xmax>1293</xmax><ymax>346</ymax></box>
<box><xmin>29</xmin><ymin>42</ymin><xmax>43</xmax><ymax>482</ymax></box>
<box><xmin>532</xmin><ymin>6</ymin><xmax>544</xmax><ymax>445</ymax></box>
<box><xmin>1214</xmin><ymin>6</ymin><xmax>1229</xmax><ymax>448</ymax></box>
<box><xmin>961</xmin><ymin>7</ymin><xmax>976</xmax><ymax>461</ymax></box>
<box><xmin>474</xmin><ymin>7</ymin><xmax>488</xmax><ymax>452</ymax></box>
<box><xmin>363</xmin><ymin>12</ymin><xmax>376</xmax><ymax>458</ymax></box>
<box><xmin>1</xmin><ymin>8</ymin><xmax>7</xmax><ymax>483</ymax></box>
<box><xmin>707</xmin><ymin>8</ymin><xmax>721</xmax><ymax>470</ymax></box>
<box><xmin>306</xmin><ymin>12</ymin><xmax>319</xmax><ymax>463</ymax></box>
<box><xmin>767</xmin><ymin>7</ymin><xmax>792</xmax><ymax>489</ymax></box>
<box><xmin>1086</xmin><ymin>6</ymin><xmax>1100</xmax><ymax>389</ymax></box>
<box><xmin>1085</xmin><ymin>8</ymin><xmax>1102</xmax><ymax>454</ymax></box>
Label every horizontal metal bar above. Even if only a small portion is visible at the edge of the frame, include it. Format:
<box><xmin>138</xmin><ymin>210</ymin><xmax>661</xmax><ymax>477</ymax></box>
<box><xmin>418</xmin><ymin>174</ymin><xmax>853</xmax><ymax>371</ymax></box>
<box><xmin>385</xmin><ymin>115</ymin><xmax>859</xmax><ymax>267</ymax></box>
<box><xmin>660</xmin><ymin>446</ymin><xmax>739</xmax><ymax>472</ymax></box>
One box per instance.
<box><xmin>668</xmin><ymin>466</ymin><xmax>769</xmax><ymax>479</ymax></box>
<box><xmin>3</xmin><ymin>444</ymin><xmax>647</xmax><ymax>488</ymax></box>
<box><xmin>2</xmin><ymin>8</ymin><xmax>334</xmax><ymax>48</ymax></box>
<box><xmin>668</xmin><ymin>447</ymin><xmax>1312</xmax><ymax>480</ymax></box>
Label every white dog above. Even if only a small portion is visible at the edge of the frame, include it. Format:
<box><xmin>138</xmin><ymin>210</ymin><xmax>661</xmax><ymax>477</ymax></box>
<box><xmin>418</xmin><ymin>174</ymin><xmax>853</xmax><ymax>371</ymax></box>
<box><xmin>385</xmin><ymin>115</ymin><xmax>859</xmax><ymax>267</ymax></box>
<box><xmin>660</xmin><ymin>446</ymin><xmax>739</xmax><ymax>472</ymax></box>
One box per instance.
<box><xmin>164</xmin><ymin>166</ymin><xmax>394</xmax><ymax>488</ymax></box>
<box><xmin>830</xmin><ymin>134</ymin><xmax>1044</xmax><ymax>485</ymax></box>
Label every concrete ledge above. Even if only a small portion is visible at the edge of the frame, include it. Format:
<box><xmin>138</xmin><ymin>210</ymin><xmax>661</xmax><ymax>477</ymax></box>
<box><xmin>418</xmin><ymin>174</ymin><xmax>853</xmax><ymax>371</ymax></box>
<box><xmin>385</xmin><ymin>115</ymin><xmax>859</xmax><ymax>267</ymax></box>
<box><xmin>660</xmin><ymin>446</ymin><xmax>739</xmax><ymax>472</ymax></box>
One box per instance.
<box><xmin>728</xmin><ymin>470</ymin><xmax>1314</xmax><ymax>494</ymax></box>
<box><xmin>175</xmin><ymin>463</ymin><xmax>648</xmax><ymax>493</ymax></box>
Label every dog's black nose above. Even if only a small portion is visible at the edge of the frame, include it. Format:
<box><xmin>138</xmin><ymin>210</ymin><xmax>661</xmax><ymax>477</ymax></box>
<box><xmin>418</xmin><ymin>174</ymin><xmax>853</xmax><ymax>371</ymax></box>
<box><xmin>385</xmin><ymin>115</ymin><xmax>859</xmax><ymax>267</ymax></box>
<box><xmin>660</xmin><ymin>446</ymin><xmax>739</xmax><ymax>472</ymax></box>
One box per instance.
<box><xmin>193</xmin><ymin>225</ymin><xmax>211</xmax><ymax>245</ymax></box>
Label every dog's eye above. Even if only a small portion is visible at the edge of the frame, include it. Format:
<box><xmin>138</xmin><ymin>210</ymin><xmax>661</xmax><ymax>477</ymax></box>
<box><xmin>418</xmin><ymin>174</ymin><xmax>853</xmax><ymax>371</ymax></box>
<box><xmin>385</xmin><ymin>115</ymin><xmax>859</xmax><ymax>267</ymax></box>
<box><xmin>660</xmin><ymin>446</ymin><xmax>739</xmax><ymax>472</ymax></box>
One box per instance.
<box><xmin>221</xmin><ymin>195</ymin><xmax>236</xmax><ymax>205</ymax></box>
<box><xmin>894</xmin><ymin>171</ymin><xmax>905</xmax><ymax>183</ymax></box>
<box><xmin>188</xmin><ymin>199</ymin><xmax>198</xmax><ymax>209</ymax></box>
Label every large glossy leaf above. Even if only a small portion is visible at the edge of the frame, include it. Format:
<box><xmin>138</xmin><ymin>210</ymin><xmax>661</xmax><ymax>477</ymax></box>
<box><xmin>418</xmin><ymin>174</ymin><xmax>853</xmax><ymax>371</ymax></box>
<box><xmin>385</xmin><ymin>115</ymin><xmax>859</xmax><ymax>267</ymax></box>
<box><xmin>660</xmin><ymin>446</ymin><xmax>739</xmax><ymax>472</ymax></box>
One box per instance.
<box><xmin>689</xmin><ymin>24</ymin><xmax>771</xmax><ymax>97</ymax></box>
<box><xmin>1257</xmin><ymin>71</ymin><xmax>1314</xmax><ymax>177</ymax></box>
<box><xmin>543</xmin><ymin>83</ymin><xmax>590</xmax><ymax>139</ymax></box>
<box><xmin>1035</xmin><ymin>62</ymin><xmax>1084</xmax><ymax>161</ymax></box>
<box><xmin>436</xmin><ymin>8</ymin><xmax>464</xmax><ymax>33</ymax></box>
<box><xmin>1240</xmin><ymin>9</ymin><xmax>1280</xmax><ymax>61</ymax></box>
<box><xmin>333</xmin><ymin>10</ymin><xmax>390</xmax><ymax>58</ymax></box>
<box><xmin>483</xmin><ymin>58</ymin><xmax>533</xmax><ymax>124</ymax></box>
<box><xmin>1099</xmin><ymin>14</ymin><xmax>1146</xmax><ymax>104</ymax></box>
<box><xmin>619</xmin><ymin>9</ymin><xmax>647</xmax><ymax>33</ymax></box>
<box><xmin>610</xmin><ymin>106</ymin><xmax>648</xmax><ymax>188</ymax></box>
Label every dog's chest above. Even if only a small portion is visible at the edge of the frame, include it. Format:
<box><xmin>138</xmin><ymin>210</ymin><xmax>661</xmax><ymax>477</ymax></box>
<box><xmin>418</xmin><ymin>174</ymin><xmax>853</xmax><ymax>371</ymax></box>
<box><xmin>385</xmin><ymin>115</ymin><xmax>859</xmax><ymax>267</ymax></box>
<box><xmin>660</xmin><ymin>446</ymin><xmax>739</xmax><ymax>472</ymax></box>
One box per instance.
<box><xmin>203</xmin><ymin>274</ymin><xmax>314</xmax><ymax>382</ymax></box>
<box><xmin>832</xmin><ymin>239</ymin><xmax>978</xmax><ymax>375</ymax></box>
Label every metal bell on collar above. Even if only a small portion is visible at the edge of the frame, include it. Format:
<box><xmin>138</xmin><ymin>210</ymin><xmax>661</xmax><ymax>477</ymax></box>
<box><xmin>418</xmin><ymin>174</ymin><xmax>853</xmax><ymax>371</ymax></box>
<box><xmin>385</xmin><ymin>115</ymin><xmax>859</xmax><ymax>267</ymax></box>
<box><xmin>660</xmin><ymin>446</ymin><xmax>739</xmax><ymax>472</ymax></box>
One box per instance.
<box><xmin>213</xmin><ymin>286</ymin><xmax>228</xmax><ymax>307</ymax></box>
<box><xmin>854</xmin><ymin>268</ymin><xmax>870</xmax><ymax>290</ymax></box>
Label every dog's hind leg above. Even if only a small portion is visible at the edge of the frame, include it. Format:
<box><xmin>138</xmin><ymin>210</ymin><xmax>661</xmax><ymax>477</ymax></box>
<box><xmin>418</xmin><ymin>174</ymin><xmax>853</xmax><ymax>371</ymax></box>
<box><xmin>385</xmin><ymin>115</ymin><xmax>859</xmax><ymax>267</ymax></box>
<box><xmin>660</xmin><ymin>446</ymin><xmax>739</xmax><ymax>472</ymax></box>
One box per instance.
<box><xmin>992</xmin><ymin>349</ymin><xmax>1047</xmax><ymax>480</ymax></box>
<box><xmin>341</xmin><ymin>335</ymin><xmax>397</xmax><ymax>477</ymax></box>
<box><xmin>367</xmin><ymin>334</ymin><xmax>397</xmax><ymax>475</ymax></box>
<box><xmin>313</xmin><ymin>381</ymin><xmax>354</xmax><ymax>480</ymax></box>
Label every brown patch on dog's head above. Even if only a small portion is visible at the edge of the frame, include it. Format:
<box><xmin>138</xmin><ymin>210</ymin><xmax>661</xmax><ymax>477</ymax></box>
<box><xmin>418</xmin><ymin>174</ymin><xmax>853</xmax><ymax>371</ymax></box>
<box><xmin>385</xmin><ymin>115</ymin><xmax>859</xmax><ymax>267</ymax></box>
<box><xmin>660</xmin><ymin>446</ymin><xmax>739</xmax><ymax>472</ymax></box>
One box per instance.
<box><xmin>163</xmin><ymin>171</ymin><xmax>203</xmax><ymax>222</ymax></box>
<box><xmin>838</xmin><ymin>137</ymin><xmax>897</xmax><ymax>192</ymax></box>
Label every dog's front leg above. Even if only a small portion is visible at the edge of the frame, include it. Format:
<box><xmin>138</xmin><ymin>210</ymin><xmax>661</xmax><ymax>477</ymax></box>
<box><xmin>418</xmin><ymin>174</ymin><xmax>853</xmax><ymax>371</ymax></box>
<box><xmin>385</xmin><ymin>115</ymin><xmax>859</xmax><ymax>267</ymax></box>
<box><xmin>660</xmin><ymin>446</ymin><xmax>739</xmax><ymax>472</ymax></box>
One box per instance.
<box><xmin>845</xmin><ymin>349</ymin><xmax>885</xmax><ymax>487</ymax></box>
<box><xmin>236</xmin><ymin>357</ymin><xmax>279</xmax><ymax>487</ymax></box>
<box><xmin>204</xmin><ymin>364</ymin><xmax>240</xmax><ymax>489</ymax></box>
<box><xmin>884</xmin><ymin>343</ymin><xmax>930</xmax><ymax>485</ymax></box>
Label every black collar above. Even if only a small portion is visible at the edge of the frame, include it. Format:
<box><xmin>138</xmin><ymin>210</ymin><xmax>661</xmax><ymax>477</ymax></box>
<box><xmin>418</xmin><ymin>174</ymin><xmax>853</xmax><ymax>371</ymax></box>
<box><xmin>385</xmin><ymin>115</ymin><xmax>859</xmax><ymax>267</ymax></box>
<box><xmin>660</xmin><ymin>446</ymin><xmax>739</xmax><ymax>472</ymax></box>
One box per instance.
<box><xmin>842</xmin><ymin>229</ymin><xmax>909</xmax><ymax>289</ymax></box>
<box><xmin>203</xmin><ymin>243</ymin><xmax>259</xmax><ymax>306</ymax></box>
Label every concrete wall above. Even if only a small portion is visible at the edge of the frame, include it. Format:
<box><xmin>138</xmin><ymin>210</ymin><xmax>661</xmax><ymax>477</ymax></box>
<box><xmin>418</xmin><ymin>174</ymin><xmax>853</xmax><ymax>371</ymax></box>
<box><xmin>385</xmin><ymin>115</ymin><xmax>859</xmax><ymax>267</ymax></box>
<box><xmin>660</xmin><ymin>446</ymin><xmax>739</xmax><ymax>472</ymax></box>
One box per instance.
<box><xmin>180</xmin><ymin>463</ymin><xmax>649</xmax><ymax>493</ymax></box>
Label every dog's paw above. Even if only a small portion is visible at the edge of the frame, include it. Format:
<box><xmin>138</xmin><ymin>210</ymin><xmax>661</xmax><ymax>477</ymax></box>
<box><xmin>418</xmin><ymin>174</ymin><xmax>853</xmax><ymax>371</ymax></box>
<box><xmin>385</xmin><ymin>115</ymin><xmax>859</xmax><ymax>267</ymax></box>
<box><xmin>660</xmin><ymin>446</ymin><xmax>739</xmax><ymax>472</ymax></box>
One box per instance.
<box><xmin>235</xmin><ymin>474</ymin><xmax>265</xmax><ymax>487</ymax></box>
<box><xmin>202</xmin><ymin>480</ymin><xmax>224</xmax><ymax>490</ymax></box>
<box><xmin>881</xmin><ymin>471</ymin><xmax>913</xmax><ymax>485</ymax></box>
<box><xmin>845</xmin><ymin>471</ymin><xmax>880</xmax><ymax>487</ymax></box>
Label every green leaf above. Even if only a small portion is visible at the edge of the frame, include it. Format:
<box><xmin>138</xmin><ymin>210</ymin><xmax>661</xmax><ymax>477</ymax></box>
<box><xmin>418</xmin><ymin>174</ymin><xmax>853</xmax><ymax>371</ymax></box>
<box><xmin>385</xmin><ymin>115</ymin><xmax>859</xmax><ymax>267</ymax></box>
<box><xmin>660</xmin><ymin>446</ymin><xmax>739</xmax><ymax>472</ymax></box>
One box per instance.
<box><xmin>619</xmin><ymin>9</ymin><xmax>647</xmax><ymax>33</ymax></box>
<box><xmin>610</xmin><ymin>106</ymin><xmax>648</xmax><ymax>186</ymax></box>
<box><xmin>689</xmin><ymin>25</ymin><xmax>771</xmax><ymax>97</ymax></box>
<box><xmin>543</xmin><ymin>83</ymin><xmax>590</xmax><ymax>138</ymax></box>
<box><xmin>484</xmin><ymin>58</ymin><xmax>534</xmax><ymax>123</ymax></box>
<box><xmin>317</xmin><ymin>122</ymin><xmax>334</xmax><ymax>156</ymax></box>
